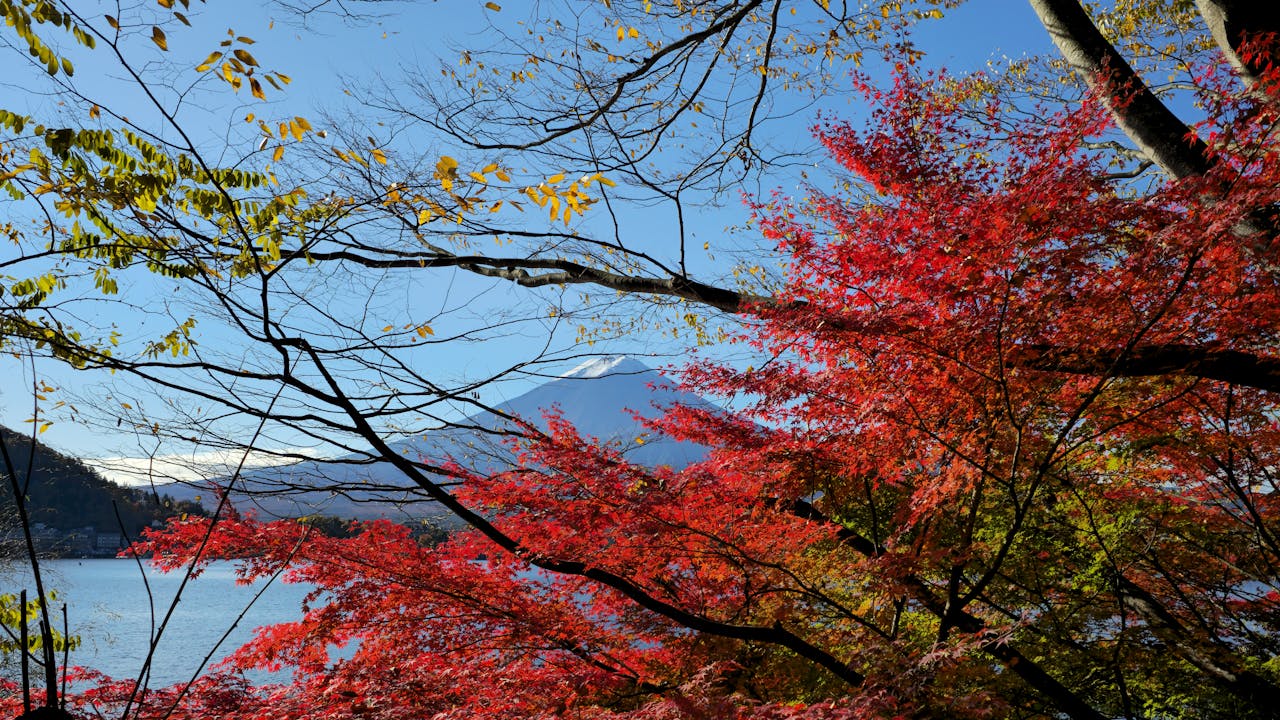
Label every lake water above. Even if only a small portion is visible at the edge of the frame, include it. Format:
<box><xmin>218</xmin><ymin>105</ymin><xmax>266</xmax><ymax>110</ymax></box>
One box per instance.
<box><xmin>2</xmin><ymin>559</ymin><xmax>313</xmax><ymax>688</ymax></box>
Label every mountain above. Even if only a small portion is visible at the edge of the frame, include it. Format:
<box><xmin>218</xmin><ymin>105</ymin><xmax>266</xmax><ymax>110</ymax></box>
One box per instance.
<box><xmin>162</xmin><ymin>356</ymin><xmax>714</xmax><ymax>525</ymax></box>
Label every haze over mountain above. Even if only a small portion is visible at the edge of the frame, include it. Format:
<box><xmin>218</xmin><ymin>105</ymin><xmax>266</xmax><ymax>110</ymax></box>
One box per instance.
<box><xmin>161</xmin><ymin>356</ymin><xmax>714</xmax><ymax>524</ymax></box>
<box><xmin>0</xmin><ymin>426</ymin><xmax>206</xmax><ymax>552</ymax></box>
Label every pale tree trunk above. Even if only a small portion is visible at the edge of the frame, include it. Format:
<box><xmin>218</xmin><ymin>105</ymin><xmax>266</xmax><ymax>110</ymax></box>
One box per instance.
<box><xmin>1195</xmin><ymin>0</ymin><xmax>1280</xmax><ymax>89</ymax></box>
<box><xmin>1027</xmin><ymin>0</ymin><xmax>1212</xmax><ymax>180</ymax></box>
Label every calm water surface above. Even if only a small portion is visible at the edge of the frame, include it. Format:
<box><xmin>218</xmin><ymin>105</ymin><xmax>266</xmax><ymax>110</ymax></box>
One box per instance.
<box><xmin>3</xmin><ymin>559</ymin><xmax>313</xmax><ymax>687</ymax></box>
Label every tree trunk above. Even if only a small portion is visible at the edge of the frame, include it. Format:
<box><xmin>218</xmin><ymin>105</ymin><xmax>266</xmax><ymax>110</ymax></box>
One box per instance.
<box><xmin>1028</xmin><ymin>0</ymin><xmax>1212</xmax><ymax>179</ymax></box>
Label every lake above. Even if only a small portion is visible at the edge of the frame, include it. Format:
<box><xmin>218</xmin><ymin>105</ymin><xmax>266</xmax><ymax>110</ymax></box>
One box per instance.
<box><xmin>2</xmin><ymin>558</ymin><xmax>313</xmax><ymax>688</ymax></box>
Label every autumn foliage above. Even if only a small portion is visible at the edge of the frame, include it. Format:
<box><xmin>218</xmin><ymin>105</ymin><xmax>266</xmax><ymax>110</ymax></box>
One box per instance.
<box><xmin>15</xmin><ymin>45</ymin><xmax>1280</xmax><ymax>720</ymax></box>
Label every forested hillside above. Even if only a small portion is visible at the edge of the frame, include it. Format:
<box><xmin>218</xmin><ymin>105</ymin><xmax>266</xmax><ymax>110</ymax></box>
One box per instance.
<box><xmin>0</xmin><ymin>427</ymin><xmax>204</xmax><ymax>540</ymax></box>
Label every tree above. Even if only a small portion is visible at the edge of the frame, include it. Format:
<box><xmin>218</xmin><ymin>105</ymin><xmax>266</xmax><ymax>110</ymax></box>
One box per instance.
<box><xmin>279</xmin><ymin>0</ymin><xmax>1279</xmax><ymax>313</ymax></box>
<box><xmin>119</xmin><ymin>0</ymin><xmax>1278</xmax><ymax>402</ymax></box>
<box><xmin>7</xmin><ymin>1</ymin><xmax>1276</xmax><ymax>469</ymax></box>
<box><xmin>2</xmin><ymin>1</ymin><xmax>1279</xmax><ymax>717</ymax></box>
<box><xmin>24</xmin><ymin>32</ymin><xmax>1275</xmax><ymax>718</ymax></box>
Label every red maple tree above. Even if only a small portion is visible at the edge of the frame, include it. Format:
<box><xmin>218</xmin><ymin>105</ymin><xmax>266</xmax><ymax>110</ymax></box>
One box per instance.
<box><xmin>17</xmin><ymin>46</ymin><xmax>1280</xmax><ymax>720</ymax></box>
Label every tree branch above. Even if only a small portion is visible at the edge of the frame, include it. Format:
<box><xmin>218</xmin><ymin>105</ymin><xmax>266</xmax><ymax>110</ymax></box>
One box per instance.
<box><xmin>300</xmin><ymin>248</ymin><xmax>771</xmax><ymax>312</ymax></box>
<box><xmin>308</xmin><ymin>243</ymin><xmax>1280</xmax><ymax>394</ymax></box>
<box><xmin>1007</xmin><ymin>343</ymin><xmax>1280</xmax><ymax>394</ymax></box>
<box><xmin>786</xmin><ymin>499</ymin><xmax>1106</xmax><ymax>720</ymax></box>
<box><xmin>1115</xmin><ymin>574</ymin><xmax>1280</xmax><ymax>710</ymax></box>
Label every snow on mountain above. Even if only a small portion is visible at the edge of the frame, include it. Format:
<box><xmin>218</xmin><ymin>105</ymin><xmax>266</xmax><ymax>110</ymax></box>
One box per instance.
<box><xmin>560</xmin><ymin>355</ymin><xmax>633</xmax><ymax>378</ymax></box>
<box><xmin>161</xmin><ymin>356</ymin><xmax>713</xmax><ymax>523</ymax></box>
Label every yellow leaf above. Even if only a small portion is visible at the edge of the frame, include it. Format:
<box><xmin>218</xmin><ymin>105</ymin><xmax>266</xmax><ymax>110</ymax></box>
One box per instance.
<box><xmin>371</xmin><ymin>148</ymin><xmax>388</xmax><ymax>165</ymax></box>
<box><xmin>546</xmin><ymin>172</ymin><xmax>565</xmax><ymax>184</ymax></box>
<box><xmin>616</xmin><ymin>26</ymin><xmax>624</xmax><ymax>42</ymax></box>
<box><xmin>468</xmin><ymin>171</ymin><xmax>486</xmax><ymax>182</ymax></box>
<box><xmin>381</xmin><ymin>325</ymin><xmax>394</xmax><ymax>332</ymax></box>
<box><xmin>436</xmin><ymin>156</ymin><xmax>459</xmax><ymax>190</ymax></box>
<box><xmin>482</xmin><ymin>162</ymin><xmax>499</xmax><ymax>173</ymax></box>
<box><xmin>495</xmin><ymin>169</ymin><xmax>511</xmax><ymax>182</ymax></box>
<box><xmin>151</xmin><ymin>27</ymin><xmax>168</xmax><ymax>51</ymax></box>
<box><xmin>597</xmin><ymin>175</ymin><xmax>616</xmax><ymax>187</ymax></box>
<box><xmin>195</xmin><ymin>51</ymin><xmax>223</xmax><ymax>72</ymax></box>
<box><xmin>105</xmin><ymin>15</ymin><xmax>119</xmax><ymax>30</ymax></box>
<box><xmin>233</xmin><ymin>48</ymin><xmax>259</xmax><ymax>67</ymax></box>
<box><xmin>250</xmin><ymin>77</ymin><xmax>265</xmax><ymax>100</ymax></box>
<box><xmin>88</xmin><ymin>105</ymin><xmax>100</xmax><ymax>120</ymax></box>
<box><xmin>417</xmin><ymin>208</ymin><xmax>433</xmax><ymax>224</ymax></box>
<box><xmin>272</xmin><ymin>145</ymin><xmax>285</xmax><ymax>162</ymax></box>
<box><xmin>158</xmin><ymin>0</ymin><xmax>174</xmax><ymax>7</ymax></box>
<box><xmin>628</xmin><ymin>27</ymin><xmax>639</xmax><ymax>39</ymax></box>
<box><xmin>484</xmin><ymin>1</ymin><xmax>501</xmax><ymax>9</ymax></box>
<box><xmin>290</xmin><ymin>120</ymin><xmax>305</xmax><ymax>141</ymax></box>
<box><xmin>38</xmin><ymin>422</ymin><xmax>51</xmax><ymax>434</ymax></box>
<box><xmin>416</xmin><ymin>325</ymin><xmax>434</xmax><ymax>337</ymax></box>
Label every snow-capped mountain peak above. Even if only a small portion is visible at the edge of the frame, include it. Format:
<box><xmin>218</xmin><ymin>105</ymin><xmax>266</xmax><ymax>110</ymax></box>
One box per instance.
<box><xmin>560</xmin><ymin>355</ymin><xmax>651</xmax><ymax>379</ymax></box>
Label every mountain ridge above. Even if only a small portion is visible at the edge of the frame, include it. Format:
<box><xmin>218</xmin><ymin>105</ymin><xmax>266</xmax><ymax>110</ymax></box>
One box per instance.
<box><xmin>160</xmin><ymin>356</ymin><xmax>712</xmax><ymax>524</ymax></box>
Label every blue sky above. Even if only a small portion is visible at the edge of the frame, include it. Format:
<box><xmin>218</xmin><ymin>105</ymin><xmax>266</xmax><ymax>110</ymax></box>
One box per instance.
<box><xmin>0</xmin><ymin>0</ymin><xmax>1056</xmax><ymax>477</ymax></box>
